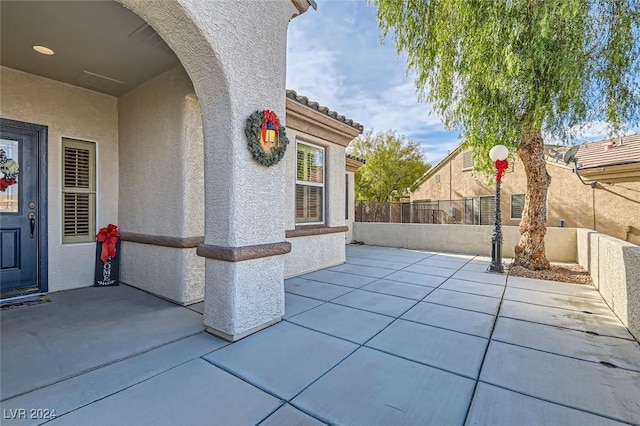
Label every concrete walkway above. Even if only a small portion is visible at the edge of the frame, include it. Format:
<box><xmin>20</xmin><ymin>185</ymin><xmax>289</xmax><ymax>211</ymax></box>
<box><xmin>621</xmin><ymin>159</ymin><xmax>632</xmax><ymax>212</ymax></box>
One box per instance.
<box><xmin>1</xmin><ymin>245</ymin><xmax>639</xmax><ymax>425</ymax></box>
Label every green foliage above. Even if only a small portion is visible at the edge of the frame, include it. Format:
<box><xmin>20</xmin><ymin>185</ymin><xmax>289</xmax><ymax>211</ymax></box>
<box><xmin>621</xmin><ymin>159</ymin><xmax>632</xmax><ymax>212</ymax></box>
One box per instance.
<box><xmin>349</xmin><ymin>130</ymin><xmax>430</xmax><ymax>202</ymax></box>
<box><xmin>373</xmin><ymin>0</ymin><xmax>640</xmax><ymax>174</ymax></box>
<box><xmin>244</xmin><ymin>110</ymin><xmax>289</xmax><ymax>167</ymax></box>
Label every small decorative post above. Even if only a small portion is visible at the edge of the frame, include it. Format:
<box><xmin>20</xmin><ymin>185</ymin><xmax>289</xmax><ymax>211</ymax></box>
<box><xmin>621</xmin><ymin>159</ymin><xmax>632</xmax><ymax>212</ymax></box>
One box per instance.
<box><xmin>95</xmin><ymin>224</ymin><xmax>120</xmax><ymax>286</ymax></box>
<box><xmin>488</xmin><ymin>145</ymin><xmax>509</xmax><ymax>273</ymax></box>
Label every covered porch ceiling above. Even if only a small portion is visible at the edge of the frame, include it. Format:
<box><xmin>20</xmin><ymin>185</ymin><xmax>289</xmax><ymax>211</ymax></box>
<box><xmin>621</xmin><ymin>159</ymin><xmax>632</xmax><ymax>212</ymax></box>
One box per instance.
<box><xmin>0</xmin><ymin>1</ymin><xmax>180</xmax><ymax>97</ymax></box>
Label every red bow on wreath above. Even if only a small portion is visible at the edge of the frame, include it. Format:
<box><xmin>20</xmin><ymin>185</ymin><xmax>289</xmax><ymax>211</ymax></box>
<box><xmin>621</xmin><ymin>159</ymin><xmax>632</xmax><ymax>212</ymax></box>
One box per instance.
<box><xmin>261</xmin><ymin>110</ymin><xmax>280</xmax><ymax>143</ymax></box>
<box><xmin>495</xmin><ymin>159</ymin><xmax>509</xmax><ymax>184</ymax></box>
<box><xmin>96</xmin><ymin>224</ymin><xmax>119</xmax><ymax>264</ymax></box>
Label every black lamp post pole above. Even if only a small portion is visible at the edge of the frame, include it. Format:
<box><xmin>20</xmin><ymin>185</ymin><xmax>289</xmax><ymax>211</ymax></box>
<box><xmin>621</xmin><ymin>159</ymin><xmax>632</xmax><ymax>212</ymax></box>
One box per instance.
<box><xmin>488</xmin><ymin>171</ymin><xmax>504</xmax><ymax>273</ymax></box>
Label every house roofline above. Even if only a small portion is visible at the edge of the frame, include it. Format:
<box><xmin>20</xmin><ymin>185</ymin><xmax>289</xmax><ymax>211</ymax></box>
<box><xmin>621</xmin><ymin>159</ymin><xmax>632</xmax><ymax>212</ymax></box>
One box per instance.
<box><xmin>410</xmin><ymin>144</ymin><xmax>463</xmax><ymax>189</ymax></box>
<box><xmin>286</xmin><ymin>90</ymin><xmax>363</xmax><ymax>132</ymax></box>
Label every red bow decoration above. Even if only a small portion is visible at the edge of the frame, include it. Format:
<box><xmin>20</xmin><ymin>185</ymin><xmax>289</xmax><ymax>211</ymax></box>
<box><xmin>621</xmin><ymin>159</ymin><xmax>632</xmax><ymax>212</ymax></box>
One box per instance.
<box><xmin>495</xmin><ymin>159</ymin><xmax>509</xmax><ymax>184</ymax></box>
<box><xmin>96</xmin><ymin>224</ymin><xmax>119</xmax><ymax>264</ymax></box>
<box><xmin>0</xmin><ymin>177</ymin><xmax>16</xmax><ymax>192</ymax></box>
<box><xmin>261</xmin><ymin>110</ymin><xmax>280</xmax><ymax>143</ymax></box>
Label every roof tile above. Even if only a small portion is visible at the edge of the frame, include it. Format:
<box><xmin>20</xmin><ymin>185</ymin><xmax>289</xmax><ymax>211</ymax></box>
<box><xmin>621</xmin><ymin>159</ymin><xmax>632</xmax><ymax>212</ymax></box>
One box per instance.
<box><xmin>286</xmin><ymin>90</ymin><xmax>364</xmax><ymax>132</ymax></box>
<box><xmin>576</xmin><ymin>134</ymin><xmax>640</xmax><ymax>169</ymax></box>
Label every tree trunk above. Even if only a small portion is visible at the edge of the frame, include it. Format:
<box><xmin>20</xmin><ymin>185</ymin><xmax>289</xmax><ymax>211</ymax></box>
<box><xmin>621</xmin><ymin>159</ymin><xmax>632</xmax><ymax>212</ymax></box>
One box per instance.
<box><xmin>514</xmin><ymin>131</ymin><xmax>551</xmax><ymax>270</ymax></box>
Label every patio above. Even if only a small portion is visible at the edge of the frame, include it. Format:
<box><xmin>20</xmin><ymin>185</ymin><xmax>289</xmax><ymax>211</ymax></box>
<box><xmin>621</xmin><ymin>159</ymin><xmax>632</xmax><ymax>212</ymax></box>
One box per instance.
<box><xmin>1</xmin><ymin>244</ymin><xmax>639</xmax><ymax>425</ymax></box>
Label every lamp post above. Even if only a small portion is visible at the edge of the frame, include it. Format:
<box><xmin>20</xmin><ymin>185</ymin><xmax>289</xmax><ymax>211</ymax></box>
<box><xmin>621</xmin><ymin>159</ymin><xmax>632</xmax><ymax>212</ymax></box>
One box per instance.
<box><xmin>488</xmin><ymin>145</ymin><xmax>509</xmax><ymax>273</ymax></box>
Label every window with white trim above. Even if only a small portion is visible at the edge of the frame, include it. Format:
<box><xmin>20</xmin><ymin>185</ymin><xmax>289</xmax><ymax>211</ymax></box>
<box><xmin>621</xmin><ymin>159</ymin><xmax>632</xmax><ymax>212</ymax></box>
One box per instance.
<box><xmin>62</xmin><ymin>138</ymin><xmax>96</xmax><ymax>243</ymax></box>
<box><xmin>511</xmin><ymin>193</ymin><xmax>525</xmax><ymax>220</ymax></box>
<box><xmin>296</xmin><ymin>141</ymin><xmax>324</xmax><ymax>224</ymax></box>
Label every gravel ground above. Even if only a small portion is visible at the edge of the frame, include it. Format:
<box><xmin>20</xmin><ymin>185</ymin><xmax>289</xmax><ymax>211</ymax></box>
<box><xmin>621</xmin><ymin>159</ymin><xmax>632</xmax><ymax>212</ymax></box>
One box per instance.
<box><xmin>508</xmin><ymin>264</ymin><xmax>594</xmax><ymax>286</ymax></box>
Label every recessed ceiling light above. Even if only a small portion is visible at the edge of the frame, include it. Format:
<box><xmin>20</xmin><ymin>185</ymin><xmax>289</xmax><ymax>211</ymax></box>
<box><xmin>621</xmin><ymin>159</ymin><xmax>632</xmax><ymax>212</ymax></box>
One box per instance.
<box><xmin>33</xmin><ymin>45</ymin><xmax>54</xmax><ymax>55</ymax></box>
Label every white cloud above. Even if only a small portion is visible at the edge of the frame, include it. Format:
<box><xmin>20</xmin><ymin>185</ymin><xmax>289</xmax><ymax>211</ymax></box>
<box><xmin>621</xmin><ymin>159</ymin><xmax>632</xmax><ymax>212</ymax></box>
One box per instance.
<box><xmin>286</xmin><ymin>0</ymin><xmax>458</xmax><ymax>162</ymax></box>
<box><xmin>543</xmin><ymin>120</ymin><xmax>639</xmax><ymax>145</ymax></box>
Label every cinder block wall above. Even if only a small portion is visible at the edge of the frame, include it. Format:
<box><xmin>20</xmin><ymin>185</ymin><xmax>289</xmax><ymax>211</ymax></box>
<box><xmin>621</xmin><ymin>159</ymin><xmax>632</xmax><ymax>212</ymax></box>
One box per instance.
<box><xmin>353</xmin><ymin>223</ymin><xmax>577</xmax><ymax>262</ymax></box>
<box><xmin>578</xmin><ymin>229</ymin><xmax>640</xmax><ymax>340</ymax></box>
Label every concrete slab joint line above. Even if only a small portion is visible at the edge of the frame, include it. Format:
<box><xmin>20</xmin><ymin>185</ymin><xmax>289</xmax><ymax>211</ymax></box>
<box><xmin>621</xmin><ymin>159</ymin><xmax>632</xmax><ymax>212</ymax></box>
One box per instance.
<box><xmin>196</xmin><ymin>241</ymin><xmax>291</xmax><ymax>262</ymax></box>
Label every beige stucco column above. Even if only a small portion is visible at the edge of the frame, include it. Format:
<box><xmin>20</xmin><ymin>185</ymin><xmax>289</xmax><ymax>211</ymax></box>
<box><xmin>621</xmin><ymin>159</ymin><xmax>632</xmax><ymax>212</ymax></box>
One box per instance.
<box><xmin>122</xmin><ymin>0</ymin><xmax>306</xmax><ymax>340</ymax></box>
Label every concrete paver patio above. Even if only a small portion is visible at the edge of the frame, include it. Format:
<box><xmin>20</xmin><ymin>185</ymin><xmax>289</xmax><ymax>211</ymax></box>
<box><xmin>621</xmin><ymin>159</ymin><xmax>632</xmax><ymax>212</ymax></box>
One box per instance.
<box><xmin>1</xmin><ymin>245</ymin><xmax>639</xmax><ymax>425</ymax></box>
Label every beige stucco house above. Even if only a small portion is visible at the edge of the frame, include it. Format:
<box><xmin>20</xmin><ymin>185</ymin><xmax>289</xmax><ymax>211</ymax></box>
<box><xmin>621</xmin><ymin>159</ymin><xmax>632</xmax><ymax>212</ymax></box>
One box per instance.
<box><xmin>410</xmin><ymin>136</ymin><xmax>640</xmax><ymax>246</ymax></box>
<box><xmin>0</xmin><ymin>0</ymin><xmax>367</xmax><ymax>342</ymax></box>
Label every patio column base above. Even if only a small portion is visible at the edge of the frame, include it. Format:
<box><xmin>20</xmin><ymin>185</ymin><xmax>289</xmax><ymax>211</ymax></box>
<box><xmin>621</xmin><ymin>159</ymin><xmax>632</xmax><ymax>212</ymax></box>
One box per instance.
<box><xmin>206</xmin><ymin>317</ymin><xmax>281</xmax><ymax>342</ymax></box>
<box><xmin>202</xmin><ymin>255</ymin><xmax>286</xmax><ymax>342</ymax></box>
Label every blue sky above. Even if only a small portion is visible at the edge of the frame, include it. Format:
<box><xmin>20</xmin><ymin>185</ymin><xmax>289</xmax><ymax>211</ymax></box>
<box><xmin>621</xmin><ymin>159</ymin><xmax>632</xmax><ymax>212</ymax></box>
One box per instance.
<box><xmin>287</xmin><ymin>0</ymin><xmax>637</xmax><ymax>165</ymax></box>
<box><xmin>286</xmin><ymin>0</ymin><xmax>460</xmax><ymax>165</ymax></box>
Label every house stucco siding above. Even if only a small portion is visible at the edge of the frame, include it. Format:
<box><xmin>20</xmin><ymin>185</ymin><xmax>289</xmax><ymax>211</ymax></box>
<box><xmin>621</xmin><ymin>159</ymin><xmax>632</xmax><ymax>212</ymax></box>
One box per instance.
<box><xmin>283</xmin><ymin>127</ymin><xmax>348</xmax><ymax>277</ymax></box>
<box><xmin>284</xmin><ymin>233</ymin><xmax>345</xmax><ymax>278</ymax></box>
<box><xmin>411</xmin><ymin>149</ymin><xmax>640</xmax><ymax>245</ymax></box>
<box><xmin>119</xmin><ymin>0</ymin><xmax>298</xmax><ymax>339</ymax></box>
<box><xmin>118</xmin><ymin>65</ymin><xmax>204</xmax><ymax>304</ymax></box>
<box><xmin>0</xmin><ymin>66</ymin><xmax>118</xmax><ymax>292</ymax></box>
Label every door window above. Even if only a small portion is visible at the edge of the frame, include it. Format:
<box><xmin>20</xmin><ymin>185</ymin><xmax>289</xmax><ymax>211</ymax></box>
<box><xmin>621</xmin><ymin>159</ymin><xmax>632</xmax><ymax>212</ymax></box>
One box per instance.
<box><xmin>0</xmin><ymin>139</ymin><xmax>20</xmax><ymax>213</ymax></box>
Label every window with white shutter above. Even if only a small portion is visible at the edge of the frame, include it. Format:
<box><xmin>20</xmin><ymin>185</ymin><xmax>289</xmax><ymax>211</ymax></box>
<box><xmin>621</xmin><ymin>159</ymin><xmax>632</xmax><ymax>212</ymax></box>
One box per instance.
<box><xmin>511</xmin><ymin>193</ymin><xmax>525</xmax><ymax>220</ymax></box>
<box><xmin>296</xmin><ymin>141</ymin><xmax>324</xmax><ymax>224</ymax></box>
<box><xmin>62</xmin><ymin>138</ymin><xmax>96</xmax><ymax>243</ymax></box>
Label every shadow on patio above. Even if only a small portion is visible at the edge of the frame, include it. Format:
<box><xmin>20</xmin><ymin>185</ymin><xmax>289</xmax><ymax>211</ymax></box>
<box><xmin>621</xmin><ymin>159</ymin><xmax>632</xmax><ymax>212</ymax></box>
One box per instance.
<box><xmin>1</xmin><ymin>245</ymin><xmax>639</xmax><ymax>425</ymax></box>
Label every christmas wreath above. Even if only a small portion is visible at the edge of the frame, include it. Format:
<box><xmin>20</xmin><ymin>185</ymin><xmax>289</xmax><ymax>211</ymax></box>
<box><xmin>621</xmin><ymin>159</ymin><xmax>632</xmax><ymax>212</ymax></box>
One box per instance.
<box><xmin>244</xmin><ymin>109</ymin><xmax>289</xmax><ymax>167</ymax></box>
<box><xmin>0</xmin><ymin>149</ymin><xmax>19</xmax><ymax>192</ymax></box>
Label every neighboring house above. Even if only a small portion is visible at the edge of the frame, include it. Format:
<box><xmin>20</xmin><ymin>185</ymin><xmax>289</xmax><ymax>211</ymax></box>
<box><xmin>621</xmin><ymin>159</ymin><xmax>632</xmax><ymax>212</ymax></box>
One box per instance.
<box><xmin>0</xmin><ymin>0</ymin><xmax>370</xmax><ymax>343</ymax></box>
<box><xmin>410</xmin><ymin>135</ymin><xmax>640</xmax><ymax>245</ymax></box>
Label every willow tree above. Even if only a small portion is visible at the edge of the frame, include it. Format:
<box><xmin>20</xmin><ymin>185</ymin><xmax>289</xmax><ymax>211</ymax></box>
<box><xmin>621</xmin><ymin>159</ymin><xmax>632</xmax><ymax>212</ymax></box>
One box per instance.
<box><xmin>373</xmin><ymin>0</ymin><xmax>640</xmax><ymax>269</ymax></box>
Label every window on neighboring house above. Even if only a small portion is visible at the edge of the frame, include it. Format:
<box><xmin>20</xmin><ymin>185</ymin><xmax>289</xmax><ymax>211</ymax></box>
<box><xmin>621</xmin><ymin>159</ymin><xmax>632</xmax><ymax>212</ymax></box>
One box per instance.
<box><xmin>62</xmin><ymin>138</ymin><xmax>96</xmax><ymax>243</ymax></box>
<box><xmin>435</xmin><ymin>174</ymin><xmax>441</xmax><ymax>183</ymax></box>
<box><xmin>462</xmin><ymin>151</ymin><xmax>473</xmax><ymax>171</ymax></box>
<box><xmin>296</xmin><ymin>141</ymin><xmax>324</xmax><ymax>224</ymax></box>
<box><xmin>511</xmin><ymin>194</ymin><xmax>525</xmax><ymax>220</ymax></box>
<box><xmin>464</xmin><ymin>196</ymin><xmax>495</xmax><ymax>225</ymax></box>
<box><xmin>507</xmin><ymin>155</ymin><xmax>515</xmax><ymax>173</ymax></box>
<box><xmin>479</xmin><ymin>195</ymin><xmax>496</xmax><ymax>225</ymax></box>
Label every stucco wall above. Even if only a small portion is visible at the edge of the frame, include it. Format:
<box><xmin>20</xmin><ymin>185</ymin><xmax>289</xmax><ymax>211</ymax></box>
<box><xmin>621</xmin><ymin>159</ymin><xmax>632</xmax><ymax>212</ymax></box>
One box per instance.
<box><xmin>353</xmin><ymin>222</ymin><xmax>577</xmax><ymax>262</ymax></box>
<box><xmin>411</xmin><ymin>149</ymin><xmax>640</xmax><ymax>245</ymax></box>
<box><xmin>285</xmin><ymin>233</ymin><xmax>345</xmax><ymax>278</ymax></box>
<box><xmin>283</xmin><ymin>127</ymin><xmax>347</xmax><ymax>275</ymax></box>
<box><xmin>0</xmin><ymin>66</ymin><xmax>118</xmax><ymax>292</ymax></box>
<box><xmin>119</xmin><ymin>0</ymin><xmax>302</xmax><ymax>339</ymax></box>
<box><xmin>118</xmin><ymin>65</ymin><xmax>204</xmax><ymax>304</ymax></box>
<box><xmin>577</xmin><ymin>230</ymin><xmax>640</xmax><ymax>340</ymax></box>
<box><xmin>118</xmin><ymin>65</ymin><xmax>203</xmax><ymax>237</ymax></box>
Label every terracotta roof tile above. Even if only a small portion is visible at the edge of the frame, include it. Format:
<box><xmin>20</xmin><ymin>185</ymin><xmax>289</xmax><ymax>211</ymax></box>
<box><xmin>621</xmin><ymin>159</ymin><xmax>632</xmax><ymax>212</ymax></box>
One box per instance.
<box><xmin>576</xmin><ymin>134</ymin><xmax>640</xmax><ymax>169</ymax></box>
<box><xmin>346</xmin><ymin>153</ymin><xmax>365</xmax><ymax>164</ymax></box>
<box><xmin>286</xmin><ymin>90</ymin><xmax>364</xmax><ymax>132</ymax></box>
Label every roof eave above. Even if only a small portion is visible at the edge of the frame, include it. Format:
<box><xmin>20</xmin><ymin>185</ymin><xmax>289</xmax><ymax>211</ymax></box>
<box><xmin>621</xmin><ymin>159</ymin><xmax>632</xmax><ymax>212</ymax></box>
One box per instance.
<box><xmin>290</xmin><ymin>0</ymin><xmax>317</xmax><ymax>18</ymax></box>
<box><xmin>578</xmin><ymin>162</ymin><xmax>640</xmax><ymax>184</ymax></box>
<box><xmin>285</xmin><ymin>97</ymin><xmax>362</xmax><ymax>147</ymax></box>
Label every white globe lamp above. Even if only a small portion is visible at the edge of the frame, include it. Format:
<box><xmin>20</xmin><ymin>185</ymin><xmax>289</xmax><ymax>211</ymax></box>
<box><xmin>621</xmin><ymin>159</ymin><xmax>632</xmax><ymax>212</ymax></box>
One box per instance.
<box><xmin>489</xmin><ymin>144</ymin><xmax>509</xmax><ymax>162</ymax></box>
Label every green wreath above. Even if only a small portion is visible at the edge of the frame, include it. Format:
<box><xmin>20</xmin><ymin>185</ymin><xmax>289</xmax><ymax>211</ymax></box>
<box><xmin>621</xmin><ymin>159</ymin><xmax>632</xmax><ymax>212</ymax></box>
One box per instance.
<box><xmin>244</xmin><ymin>109</ymin><xmax>289</xmax><ymax>167</ymax></box>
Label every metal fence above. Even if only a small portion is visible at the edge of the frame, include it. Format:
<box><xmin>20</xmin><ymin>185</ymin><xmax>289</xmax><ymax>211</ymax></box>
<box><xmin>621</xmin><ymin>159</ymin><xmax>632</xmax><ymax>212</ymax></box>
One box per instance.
<box><xmin>355</xmin><ymin>199</ymin><xmax>492</xmax><ymax>225</ymax></box>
